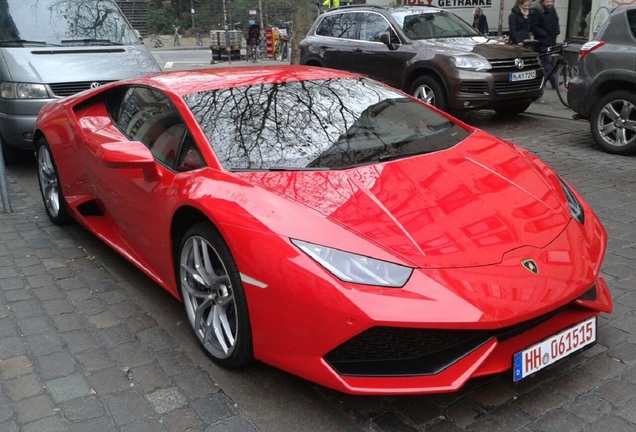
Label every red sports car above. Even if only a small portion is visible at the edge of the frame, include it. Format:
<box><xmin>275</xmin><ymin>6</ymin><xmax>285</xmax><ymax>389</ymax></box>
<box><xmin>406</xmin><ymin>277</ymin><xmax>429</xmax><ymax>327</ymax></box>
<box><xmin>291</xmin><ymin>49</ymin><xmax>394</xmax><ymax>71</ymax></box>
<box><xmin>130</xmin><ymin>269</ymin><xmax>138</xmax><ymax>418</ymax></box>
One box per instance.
<box><xmin>34</xmin><ymin>66</ymin><xmax>612</xmax><ymax>395</ymax></box>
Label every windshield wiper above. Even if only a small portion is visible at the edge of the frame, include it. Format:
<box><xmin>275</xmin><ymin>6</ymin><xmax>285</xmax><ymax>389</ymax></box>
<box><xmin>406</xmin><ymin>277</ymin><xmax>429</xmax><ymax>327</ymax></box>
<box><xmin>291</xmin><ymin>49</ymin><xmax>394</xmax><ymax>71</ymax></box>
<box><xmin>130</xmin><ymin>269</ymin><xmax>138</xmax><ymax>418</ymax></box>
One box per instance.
<box><xmin>0</xmin><ymin>39</ymin><xmax>52</xmax><ymax>46</ymax></box>
<box><xmin>60</xmin><ymin>38</ymin><xmax>122</xmax><ymax>46</ymax></box>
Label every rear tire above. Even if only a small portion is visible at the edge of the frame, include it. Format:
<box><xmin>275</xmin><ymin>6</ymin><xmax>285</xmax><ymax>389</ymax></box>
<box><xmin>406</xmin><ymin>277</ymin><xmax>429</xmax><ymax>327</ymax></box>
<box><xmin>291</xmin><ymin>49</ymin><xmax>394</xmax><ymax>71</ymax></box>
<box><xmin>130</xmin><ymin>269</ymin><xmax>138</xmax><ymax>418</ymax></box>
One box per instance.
<box><xmin>410</xmin><ymin>76</ymin><xmax>448</xmax><ymax>112</ymax></box>
<box><xmin>590</xmin><ymin>90</ymin><xmax>636</xmax><ymax>155</ymax></box>
<box><xmin>36</xmin><ymin>139</ymin><xmax>71</xmax><ymax>225</ymax></box>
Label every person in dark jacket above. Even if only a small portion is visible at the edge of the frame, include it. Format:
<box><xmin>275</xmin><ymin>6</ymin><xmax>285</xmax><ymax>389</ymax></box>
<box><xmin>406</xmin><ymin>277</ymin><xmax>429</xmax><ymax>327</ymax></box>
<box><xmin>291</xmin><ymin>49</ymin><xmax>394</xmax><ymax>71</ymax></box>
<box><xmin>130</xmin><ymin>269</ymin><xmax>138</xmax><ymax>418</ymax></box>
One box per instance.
<box><xmin>472</xmin><ymin>7</ymin><xmax>489</xmax><ymax>35</ymax></box>
<box><xmin>531</xmin><ymin>0</ymin><xmax>560</xmax><ymax>88</ymax></box>
<box><xmin>508</xmin><ymin>0</ymin><xmax>531</xmax><ymax>45</ymax></box>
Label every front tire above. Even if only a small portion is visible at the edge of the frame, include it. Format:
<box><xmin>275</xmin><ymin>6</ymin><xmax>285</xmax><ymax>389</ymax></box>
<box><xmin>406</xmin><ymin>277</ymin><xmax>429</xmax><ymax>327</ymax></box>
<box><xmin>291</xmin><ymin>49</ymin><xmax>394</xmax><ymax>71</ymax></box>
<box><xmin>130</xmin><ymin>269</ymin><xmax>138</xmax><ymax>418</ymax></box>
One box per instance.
<box><xmin>590</xmin><ymin>90</ymin><xmax>636</xmax><ymax>155</ymax></box>
<box><xmin>410</xmin><ymin>76</ymin><xmax>448</xmax><ymax>112</ymax></box>
<box><xmin>36</xmin><ymin>139</ymin><xmax>70</xmax><ymax>225</ymax></box>
<box><xmin>178</xmin><ymin>223</ymin><xmax>254</xmax><ymax>368</ymax></box>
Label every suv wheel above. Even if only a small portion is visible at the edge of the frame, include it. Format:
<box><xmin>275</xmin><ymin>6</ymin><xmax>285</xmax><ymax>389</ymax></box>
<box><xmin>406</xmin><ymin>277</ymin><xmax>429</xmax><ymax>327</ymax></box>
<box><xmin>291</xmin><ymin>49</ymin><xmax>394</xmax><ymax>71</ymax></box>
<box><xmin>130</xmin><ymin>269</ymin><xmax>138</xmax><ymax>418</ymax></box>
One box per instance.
<box><xmin>410</xmin><ymin>76</ymin><xmax>447</xmax><ymax>111</ymax></box>
<box><xmin>590</xmin><ymin>90</ymin><xmax>636</xmax><ymax>155</ymax></box>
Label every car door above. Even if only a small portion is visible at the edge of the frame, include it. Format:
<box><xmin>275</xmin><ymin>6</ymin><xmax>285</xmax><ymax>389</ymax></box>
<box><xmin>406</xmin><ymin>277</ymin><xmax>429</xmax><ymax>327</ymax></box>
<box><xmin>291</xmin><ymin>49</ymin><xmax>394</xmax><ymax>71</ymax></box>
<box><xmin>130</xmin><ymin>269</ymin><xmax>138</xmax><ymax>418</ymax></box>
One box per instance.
<box><xmin>315</xmin><ymin>11</ymin><xmax>361</xmax><ymax>73</ymax></box>
<box><xmin>350</xmin><ymin>12</ymin><xmax>412</xmax><ymax>90</ymax></box>
<box><xmin>88</xmin><ymin>86</ymin><xmax>205</xmax><ymax>278</ymax></box>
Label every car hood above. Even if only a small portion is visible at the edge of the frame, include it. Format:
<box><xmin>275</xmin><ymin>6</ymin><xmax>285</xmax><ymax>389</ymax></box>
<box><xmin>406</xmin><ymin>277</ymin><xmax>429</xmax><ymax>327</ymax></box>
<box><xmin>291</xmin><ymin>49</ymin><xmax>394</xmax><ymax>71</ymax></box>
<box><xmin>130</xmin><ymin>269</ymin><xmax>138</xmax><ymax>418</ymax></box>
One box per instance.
<box><xmin>411</xmin><ymin>36</ymin><xmax>534</xmax><ymax>59</ymax></box>
<box><xmin>242</xmin><ymin>131</ymin><xmax>570</xmax><ymax>269</ymax></box>
<box><xmin>0</xmin><ymin>46</ymin><xmax>160</xmax><ymax>83</ymax></box>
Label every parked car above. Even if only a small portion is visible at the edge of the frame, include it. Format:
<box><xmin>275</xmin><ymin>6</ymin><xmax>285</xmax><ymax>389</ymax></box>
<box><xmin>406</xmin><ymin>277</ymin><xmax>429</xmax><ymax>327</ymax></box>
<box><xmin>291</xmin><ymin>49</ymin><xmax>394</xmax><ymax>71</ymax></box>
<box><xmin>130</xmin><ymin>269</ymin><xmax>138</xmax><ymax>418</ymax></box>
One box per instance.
<box><xmin>568</xmin><ymin>5</ymin><xmax>636</xmax><ymax>155</ymax></box>
<box><xmin>35</xmin><ymin>66</ymin><xmax>611</xmax><ymax>395</ymax></box>
<box><xmin>299</xmin><ymin>5</ymin><xmax>544</xmax><ymax>114</ymax></box>
<box><xmin>0</xmin><ymin>0</ymin><xmax>160</xmax><ymax>164</ymax></box>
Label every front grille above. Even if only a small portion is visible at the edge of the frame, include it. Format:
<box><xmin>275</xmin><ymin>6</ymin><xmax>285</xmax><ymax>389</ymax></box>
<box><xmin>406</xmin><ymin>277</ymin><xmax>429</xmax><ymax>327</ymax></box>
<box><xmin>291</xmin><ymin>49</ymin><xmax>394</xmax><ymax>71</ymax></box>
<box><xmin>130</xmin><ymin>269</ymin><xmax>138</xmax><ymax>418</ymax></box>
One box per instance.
<box><xmin>459</xmin><ymin>81</ymin><xmax>489</xmax><ymax>94</ymax></box>
<box><xmin>49</xmin><ymin>81</ymin><xmax>114</xmax><ymax>97</ymax></box>
<box><xmin>325</xmin><ymin>305</ymin><xmax>568</xmax><ymax>377</ymax></box>
<box><xmin>494</xmin><ymin>77</ymin><xmax>543</xmax><ymax>94</ymax></box>
<box><xmin>490</xmin><ymin>56</ymin><xmax>542</xmax><ymax>72</ymax></box>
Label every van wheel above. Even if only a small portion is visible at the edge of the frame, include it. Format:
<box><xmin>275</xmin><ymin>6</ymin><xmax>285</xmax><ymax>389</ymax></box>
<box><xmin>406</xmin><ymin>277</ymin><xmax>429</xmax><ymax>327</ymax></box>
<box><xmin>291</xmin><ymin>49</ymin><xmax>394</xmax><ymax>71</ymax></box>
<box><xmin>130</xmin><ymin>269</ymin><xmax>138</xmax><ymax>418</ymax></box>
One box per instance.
<box><xmin>1</xmin><ymin>136</ymin><xmax>32</xmax><ymax>165</ymax></box>
<box><xmin>410</xmin><ymin>76</ymin><xmax>447</xmax><ymax>111</ymax></box>
<box><xmin>590</xmin><ymin>90</ymin><xmax>636</xmax><ymax>155</ymax></box>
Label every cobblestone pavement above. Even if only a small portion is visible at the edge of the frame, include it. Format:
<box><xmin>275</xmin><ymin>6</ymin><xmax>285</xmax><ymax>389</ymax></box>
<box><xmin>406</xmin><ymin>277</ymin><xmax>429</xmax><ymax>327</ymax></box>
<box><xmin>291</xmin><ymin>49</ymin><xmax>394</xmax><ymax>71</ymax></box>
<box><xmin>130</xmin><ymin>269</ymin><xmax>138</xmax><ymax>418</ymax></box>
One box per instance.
<box><xmin>1</xmin><ymin>87</ymin><xmax>635</xmax><ymax>432</ymax></box>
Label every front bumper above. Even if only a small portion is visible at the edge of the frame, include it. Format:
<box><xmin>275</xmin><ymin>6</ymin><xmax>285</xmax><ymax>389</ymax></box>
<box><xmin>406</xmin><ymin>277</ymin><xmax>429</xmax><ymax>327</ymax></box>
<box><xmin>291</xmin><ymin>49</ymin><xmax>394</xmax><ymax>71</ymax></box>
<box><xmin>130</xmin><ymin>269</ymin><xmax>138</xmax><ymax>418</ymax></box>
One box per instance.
<box><xmin>448</xmin><ymin>68</ymin><xmax>544</xmax><ymax>111</ymax></box>
<box><xmin>0</xmin><ymin>98</ymin><xmax>50</xmax><ymax>149</ymax></box>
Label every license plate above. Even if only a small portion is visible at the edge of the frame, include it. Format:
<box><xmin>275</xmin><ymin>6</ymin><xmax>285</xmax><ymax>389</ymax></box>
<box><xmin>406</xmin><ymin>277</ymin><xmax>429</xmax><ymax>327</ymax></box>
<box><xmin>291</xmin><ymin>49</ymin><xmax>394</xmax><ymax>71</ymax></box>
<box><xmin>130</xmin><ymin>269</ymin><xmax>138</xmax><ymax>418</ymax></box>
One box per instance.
<box><xmin>509</xmin><ymin>70</ymin><xmax>536</xmax><ymax>82</ymax></box>
<box><xmin>513</xmin><ymin>316</ymin><xmax>596</xmax><ymax>382</ymax></box>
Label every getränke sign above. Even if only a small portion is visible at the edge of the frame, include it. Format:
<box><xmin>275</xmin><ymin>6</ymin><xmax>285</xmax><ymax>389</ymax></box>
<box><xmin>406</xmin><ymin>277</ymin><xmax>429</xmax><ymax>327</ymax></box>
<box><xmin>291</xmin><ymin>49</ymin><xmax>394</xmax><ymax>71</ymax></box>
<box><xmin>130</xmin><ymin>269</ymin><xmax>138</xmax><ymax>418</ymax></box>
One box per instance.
<box><xmin>403</xmin><ymin>0</ymin><xmax>493</xmax><ymax>8</ymax></box>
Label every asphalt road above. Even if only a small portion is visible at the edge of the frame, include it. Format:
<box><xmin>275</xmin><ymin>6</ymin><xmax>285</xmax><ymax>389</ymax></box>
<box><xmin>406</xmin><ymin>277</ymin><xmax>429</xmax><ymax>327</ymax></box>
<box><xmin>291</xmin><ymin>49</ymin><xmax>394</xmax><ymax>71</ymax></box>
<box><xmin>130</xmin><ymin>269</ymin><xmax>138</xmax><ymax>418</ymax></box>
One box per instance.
<box><xmin>1</xmin><ymin>78</ymin><xmax>635</xmax><ymax>432</ymax></box>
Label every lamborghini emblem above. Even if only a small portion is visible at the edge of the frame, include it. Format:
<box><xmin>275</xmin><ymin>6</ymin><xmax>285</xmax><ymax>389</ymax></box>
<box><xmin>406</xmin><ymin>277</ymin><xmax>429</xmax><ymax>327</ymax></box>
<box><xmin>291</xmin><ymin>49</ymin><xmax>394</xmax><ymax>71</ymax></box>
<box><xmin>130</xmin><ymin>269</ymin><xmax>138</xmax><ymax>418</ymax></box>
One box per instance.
<box><xmin>521</xmin><ymin>259</ymin><xmax>538</xmax><ymax>274</ymax></box>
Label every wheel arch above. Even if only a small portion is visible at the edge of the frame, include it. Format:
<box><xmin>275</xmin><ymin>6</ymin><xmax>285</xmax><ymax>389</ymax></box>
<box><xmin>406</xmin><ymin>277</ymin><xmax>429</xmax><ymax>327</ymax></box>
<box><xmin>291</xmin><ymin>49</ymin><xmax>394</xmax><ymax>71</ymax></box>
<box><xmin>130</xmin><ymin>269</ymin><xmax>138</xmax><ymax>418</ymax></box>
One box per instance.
<box><xmin>170</xmin><ymin>206</ymin><xmax>216</xmax><ymax>278</ymax></box>
<box><xmin>403</xmin><ymin>65</ymin><xmax>447</xmax><ymax>97</ymax></box>
<box><xmin>590</xmin><ymin>78</ymin><xmax>636</xmax><ymax>111</ymax></box>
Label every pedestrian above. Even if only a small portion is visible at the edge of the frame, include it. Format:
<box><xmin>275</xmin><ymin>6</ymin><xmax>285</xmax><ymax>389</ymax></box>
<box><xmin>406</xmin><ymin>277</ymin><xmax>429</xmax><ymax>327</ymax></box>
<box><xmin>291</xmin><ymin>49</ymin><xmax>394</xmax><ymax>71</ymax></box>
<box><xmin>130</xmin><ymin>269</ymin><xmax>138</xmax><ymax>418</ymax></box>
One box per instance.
<box><xmin>173</xmin><ymin>25</ymin><xmax>181</xmax><ymax>47</ymax></box>
<box><xmin>472</xmin><ymin>7</ymin><xmax>489</xmax><ymax>35</ymax></box>
<box><xmin>323</xmin><ymin>0</ymin><xmax>339</xmax><ymax>9</ymax></box>
<box><xmin>508</xmin><ymin>0</ymin><xmax>531</xmax><ymax>46</ymax></box>
<box><xmin>530</xmin><ymin>0</ymin><xmax>560</xmax><ymax>88</ymax></box>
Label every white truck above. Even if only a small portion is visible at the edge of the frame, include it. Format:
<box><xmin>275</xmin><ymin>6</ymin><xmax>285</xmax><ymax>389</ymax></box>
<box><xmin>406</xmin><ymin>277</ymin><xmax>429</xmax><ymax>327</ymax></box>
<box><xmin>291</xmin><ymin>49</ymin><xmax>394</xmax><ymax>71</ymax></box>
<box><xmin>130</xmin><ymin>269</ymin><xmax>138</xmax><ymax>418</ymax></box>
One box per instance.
<box><xmin>367</xmin><ymin>0</ymin><xmax>636</xmax><ymax>41</ymax></box>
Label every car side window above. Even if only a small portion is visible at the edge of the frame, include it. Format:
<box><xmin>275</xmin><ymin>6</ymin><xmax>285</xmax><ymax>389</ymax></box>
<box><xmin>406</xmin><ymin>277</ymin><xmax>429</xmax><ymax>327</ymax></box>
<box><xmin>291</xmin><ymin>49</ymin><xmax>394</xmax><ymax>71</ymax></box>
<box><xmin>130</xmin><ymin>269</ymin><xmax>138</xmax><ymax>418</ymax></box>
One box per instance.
<box><xmin>628</xmin><ymin>10</ymin><xmax>636</xmax><ymax>38</ymax></box>
<box><xmin>359</xmin><ymin>13</ymin><xmax>392</xmax><ymax>42</ymax></box>
<box><xmin>316</xmin><ymin>15</ymin><xmax>336</xmax><ymax>36</ymax></box>
<box><xmin>329</xmin><ymin>13</ymin><xmax>358</xmax><ymax>39</ymax></box>
<box><xmin>113</xmin><ymin>87</ymin><xmax>205</xmax><ymax>171</ymax></box>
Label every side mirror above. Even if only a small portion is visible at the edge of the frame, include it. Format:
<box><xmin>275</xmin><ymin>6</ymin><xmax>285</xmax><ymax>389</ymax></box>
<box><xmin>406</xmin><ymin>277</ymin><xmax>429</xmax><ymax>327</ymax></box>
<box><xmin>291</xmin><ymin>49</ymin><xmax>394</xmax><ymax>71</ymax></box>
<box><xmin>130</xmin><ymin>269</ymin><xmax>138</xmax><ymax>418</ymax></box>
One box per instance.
<box><xmin>134</xmin><ymin>29</ymin><xmax>143</xmax><ymax>41</ymax></box>
<box><xmin>97</xmin><ymin>141</ymin><xmax>160</xmax><ymax>181</ymax></box>
<box><xmin>379</xmin><ymin>31</ymin><xmax>396</xmax><ymax>50</ymax></box>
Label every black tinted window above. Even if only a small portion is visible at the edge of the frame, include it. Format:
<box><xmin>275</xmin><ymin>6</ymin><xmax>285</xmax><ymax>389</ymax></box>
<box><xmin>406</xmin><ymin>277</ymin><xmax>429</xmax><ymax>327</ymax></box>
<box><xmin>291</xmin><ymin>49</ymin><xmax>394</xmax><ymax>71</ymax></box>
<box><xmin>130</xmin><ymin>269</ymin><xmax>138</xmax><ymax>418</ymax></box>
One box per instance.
<box><xmin>184</xmin><ymin>78</ymin><xmax>469</xmax><ymax>171</ymax></box>
<box><xmin>115</xmin><ymin>87</ymin><xmax>204</xmax><ymax>170</ymax></box>
<box><xmin>629</xmin><ymin>10</ymin><xmax>636</xmax><ymax>38</ymax></box>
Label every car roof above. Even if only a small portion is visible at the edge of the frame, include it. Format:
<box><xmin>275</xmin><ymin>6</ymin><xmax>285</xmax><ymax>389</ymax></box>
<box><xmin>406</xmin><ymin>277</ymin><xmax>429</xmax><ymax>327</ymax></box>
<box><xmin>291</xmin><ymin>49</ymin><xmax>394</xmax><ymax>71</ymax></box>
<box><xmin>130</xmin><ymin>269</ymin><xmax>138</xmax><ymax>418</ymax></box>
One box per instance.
<box><xmin>120</xmin><ymin>66</ymin><xmax>360</xmax><ymax>97</ymax></box>
<box><xmin>324</xmin><ymin>4</ymin><xmax>443</xmax><ymax>14</ymax></box>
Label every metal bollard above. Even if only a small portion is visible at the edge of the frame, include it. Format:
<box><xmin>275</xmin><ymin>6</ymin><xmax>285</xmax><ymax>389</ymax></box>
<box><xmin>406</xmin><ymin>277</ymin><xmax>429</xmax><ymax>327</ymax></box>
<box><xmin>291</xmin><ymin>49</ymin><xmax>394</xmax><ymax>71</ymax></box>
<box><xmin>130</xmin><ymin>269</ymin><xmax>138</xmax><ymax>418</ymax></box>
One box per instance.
<box><xmin>0</xmin><ymin>141</ymin><xmax>13</xmax><ymax>213</ymax></box>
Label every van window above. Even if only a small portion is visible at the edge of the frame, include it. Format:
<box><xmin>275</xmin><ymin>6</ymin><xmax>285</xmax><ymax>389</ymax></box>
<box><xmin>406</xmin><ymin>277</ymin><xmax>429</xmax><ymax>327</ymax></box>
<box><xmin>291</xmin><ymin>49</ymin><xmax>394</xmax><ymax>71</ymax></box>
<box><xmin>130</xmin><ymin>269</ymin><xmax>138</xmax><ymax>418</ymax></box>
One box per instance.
<box><xmin>0</xmin><ymin>0</ymin><xmax>142</xmax><ymax>47</ymax></box>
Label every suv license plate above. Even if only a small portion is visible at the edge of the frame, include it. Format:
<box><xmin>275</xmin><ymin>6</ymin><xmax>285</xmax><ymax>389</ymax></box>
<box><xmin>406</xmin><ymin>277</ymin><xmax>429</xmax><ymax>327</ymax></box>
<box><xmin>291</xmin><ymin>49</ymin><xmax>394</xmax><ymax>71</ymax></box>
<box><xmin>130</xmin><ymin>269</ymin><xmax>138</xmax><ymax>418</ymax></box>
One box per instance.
<box><xmin>509</xmin><ymin>70</ymin><xmax>536</xmax><ymax>82</ymax></box>
<box><xmin>512</xmin><ymin>316</ymin><xmax>596</xmax><ymax>382</ymax></box>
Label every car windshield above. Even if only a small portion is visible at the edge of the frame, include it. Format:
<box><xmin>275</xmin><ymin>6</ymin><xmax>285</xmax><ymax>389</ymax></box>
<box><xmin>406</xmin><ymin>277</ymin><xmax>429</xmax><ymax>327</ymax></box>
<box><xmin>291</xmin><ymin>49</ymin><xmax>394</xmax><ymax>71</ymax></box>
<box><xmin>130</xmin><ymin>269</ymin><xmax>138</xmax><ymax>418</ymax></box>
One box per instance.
<box><xmin>0</xmin><ymin>0</ymin><xmax>141</xmax><ymax>47</ymax></box>
<box><xmin>391</xmin><ymin>9</ymin><xmax>479</xmax><ymax>39</ymax></box>
<box><xmin>184</xmin><ymin>77</ymin><xmax>470</xmax><ymax>171</ymax></box>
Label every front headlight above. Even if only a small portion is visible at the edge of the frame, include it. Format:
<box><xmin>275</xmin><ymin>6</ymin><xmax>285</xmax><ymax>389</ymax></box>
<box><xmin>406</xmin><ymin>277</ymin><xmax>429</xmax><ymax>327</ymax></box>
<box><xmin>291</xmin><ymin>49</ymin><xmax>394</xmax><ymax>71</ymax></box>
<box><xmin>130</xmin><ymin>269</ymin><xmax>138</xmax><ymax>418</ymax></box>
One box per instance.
<box><xmin>292</xmin><ymin>239</ymin><xmax>412</xmax><ymax>287</ymax></box>
<box><xmin>558</xmin><ymin>176</ymin><xmax>585</xmax><ymax>224</ymax></box>
<box><xmin>450</xmin><ymin>56</ymin><xmax>491</xmax><ymax>71</ymax></box>
<box><xmin>0</xmin><ymin>82</ymin><xmax>50</xmax><ymax>99</ymax></box>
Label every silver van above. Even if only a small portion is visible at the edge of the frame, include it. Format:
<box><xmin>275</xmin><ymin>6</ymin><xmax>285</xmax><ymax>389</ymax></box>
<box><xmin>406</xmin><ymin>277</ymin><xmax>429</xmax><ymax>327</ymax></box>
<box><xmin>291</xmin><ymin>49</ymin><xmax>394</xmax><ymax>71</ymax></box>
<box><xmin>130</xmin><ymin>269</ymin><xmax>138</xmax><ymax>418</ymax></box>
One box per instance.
<box><xmin>0</xmin><ymin>0</ymin><xmax>161</xmax><ymax>163</ymax></box>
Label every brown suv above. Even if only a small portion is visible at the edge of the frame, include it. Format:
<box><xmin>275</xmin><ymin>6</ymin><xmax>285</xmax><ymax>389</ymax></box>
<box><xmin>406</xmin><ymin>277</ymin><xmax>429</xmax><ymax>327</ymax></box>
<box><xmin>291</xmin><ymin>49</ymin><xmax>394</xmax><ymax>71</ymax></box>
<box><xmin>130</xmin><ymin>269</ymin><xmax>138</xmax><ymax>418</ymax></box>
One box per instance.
<box><xmin>300</xmin><ymin>5</ymin><xmax>544</xmax><ymax>114</ymax></box>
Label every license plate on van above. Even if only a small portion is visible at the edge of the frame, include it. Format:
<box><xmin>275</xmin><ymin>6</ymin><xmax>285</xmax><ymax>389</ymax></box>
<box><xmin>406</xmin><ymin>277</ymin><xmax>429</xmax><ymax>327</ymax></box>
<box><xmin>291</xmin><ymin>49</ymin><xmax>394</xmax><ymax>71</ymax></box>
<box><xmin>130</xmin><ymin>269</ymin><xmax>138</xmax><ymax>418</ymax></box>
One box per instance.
<box><xmin>509</xmin><ymin>70</ymin><xmax>536</xmax><ymax>82</ymax></box>
<box><xmin>512</xmin><ymin>316</ymin><xmax>596</xmax><ymax>382</ymax></box>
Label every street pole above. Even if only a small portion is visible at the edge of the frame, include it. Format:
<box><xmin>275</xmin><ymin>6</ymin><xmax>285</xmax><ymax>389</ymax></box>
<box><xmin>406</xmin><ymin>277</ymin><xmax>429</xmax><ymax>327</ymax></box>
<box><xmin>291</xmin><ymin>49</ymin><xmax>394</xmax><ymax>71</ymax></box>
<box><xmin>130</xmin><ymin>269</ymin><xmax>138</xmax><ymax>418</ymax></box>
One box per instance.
<box><xmin>222</xmin><ymin>0</ymin><xmax>228</xmax><ymax>29</ymax></box>
<box><xmin>259</xmin><ymin>0</ymin><xmax>264</xmax><ymax>29</ymax></box>
<box><xmin>190</xmin><ymin>0</ymin><xmax>195</xmax><ymax>29</ymax></box>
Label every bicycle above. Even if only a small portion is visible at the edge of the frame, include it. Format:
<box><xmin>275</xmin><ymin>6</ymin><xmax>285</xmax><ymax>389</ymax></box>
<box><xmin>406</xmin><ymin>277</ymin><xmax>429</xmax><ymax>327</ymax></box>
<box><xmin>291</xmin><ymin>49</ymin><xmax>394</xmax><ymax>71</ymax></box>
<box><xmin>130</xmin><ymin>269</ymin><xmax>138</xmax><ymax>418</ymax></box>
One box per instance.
<box><xmin>246</xmin><ymin>41</ymin><xmax>258</xmax><ymax>63</ymax></box>
<box><xmin>531</xmin><ymin>42</ymin><xmax>578</xmax><ymax>108</ymax></box>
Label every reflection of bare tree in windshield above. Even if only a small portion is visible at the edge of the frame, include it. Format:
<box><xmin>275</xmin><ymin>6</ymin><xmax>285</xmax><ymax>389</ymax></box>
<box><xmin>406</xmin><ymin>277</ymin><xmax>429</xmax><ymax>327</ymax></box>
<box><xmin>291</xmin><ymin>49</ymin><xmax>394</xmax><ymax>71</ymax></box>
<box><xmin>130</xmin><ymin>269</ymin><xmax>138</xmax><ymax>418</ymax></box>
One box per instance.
<box><xmin>185</xmin><ymin>78</ymin><xmax>468</xmax><ymax>171</ymax></box>
<box><xmin>12</xmin><ymin>0</ymin><xmax>141</xmax><ymax>45</ymax></box>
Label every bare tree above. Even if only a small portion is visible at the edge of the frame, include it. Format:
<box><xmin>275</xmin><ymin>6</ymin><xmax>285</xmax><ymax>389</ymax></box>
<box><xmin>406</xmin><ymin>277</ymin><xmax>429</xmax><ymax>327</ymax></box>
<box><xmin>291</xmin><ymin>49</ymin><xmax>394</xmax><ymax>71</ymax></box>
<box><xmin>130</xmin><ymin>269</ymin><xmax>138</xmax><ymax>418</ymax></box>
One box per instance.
<box><xmin>290</xmin><ymin>0</ymin><xmax>317</xmax><ymax>65</ymax></box>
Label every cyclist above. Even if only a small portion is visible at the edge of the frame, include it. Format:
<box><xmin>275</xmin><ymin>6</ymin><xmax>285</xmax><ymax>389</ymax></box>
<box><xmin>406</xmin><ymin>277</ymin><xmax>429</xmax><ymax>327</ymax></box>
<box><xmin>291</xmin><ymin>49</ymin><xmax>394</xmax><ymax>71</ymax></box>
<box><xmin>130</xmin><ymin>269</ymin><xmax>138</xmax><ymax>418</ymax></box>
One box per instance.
<box><xmin>246</xmin><ymin>20</ymin><xmax>260</xmax><ymax>62</ymax></box>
